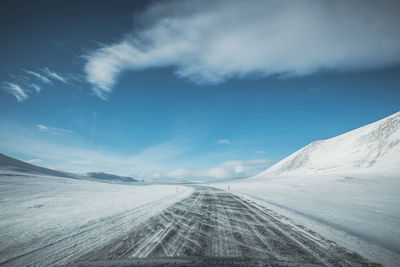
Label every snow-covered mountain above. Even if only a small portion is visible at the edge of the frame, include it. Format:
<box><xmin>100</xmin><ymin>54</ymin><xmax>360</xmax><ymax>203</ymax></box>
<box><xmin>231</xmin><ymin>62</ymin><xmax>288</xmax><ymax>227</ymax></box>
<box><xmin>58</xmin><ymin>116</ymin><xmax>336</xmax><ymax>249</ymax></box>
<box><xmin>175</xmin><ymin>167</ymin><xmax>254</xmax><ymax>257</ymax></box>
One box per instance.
<box><xmin>0</xmin><ymin>153</ymin><xmax>77</xmax><ymax>179</ymax></box>
<box><xmin>0</xmin><ymin>153</ymin><xmax>140</xmax><ymax>183</ymax></box>
<box><xmin>87</xmin><ymin>172</ymin><xmax>139</xmax><ymax>183</ymax></box>
<box><xmin>255</xmin><ymin>111</ymin><xmax>400</xmax><ymax>177</ymax></box>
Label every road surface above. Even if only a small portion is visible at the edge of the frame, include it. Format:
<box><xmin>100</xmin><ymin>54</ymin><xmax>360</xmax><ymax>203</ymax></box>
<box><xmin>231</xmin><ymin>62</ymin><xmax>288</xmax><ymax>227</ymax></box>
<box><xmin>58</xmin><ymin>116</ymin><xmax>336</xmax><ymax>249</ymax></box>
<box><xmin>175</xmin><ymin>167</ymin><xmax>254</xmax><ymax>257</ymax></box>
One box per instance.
<box><xmin>71</xmin><ymin>186</ymin><xmax>378</xmax><ymax>266</ymax></box>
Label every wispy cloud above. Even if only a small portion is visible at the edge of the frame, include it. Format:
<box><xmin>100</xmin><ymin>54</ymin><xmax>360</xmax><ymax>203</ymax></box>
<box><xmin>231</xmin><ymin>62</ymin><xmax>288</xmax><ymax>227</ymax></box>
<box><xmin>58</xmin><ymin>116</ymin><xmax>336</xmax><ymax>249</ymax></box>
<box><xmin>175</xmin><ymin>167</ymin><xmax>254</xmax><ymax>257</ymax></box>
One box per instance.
<box><xmin>36</xmin><ymin>124</ymin><xmax>74</xmax><ymax>135</ymax></box>
<box><xmin>0</xmin><ymin>122</ymin><xmax>269</xmax><ymax>179</ymax></box>
<box><xmin>66</xmin><ymin>160</ymin><xmax>93</xmax><ymax>165</ymax></box>
<box><xmin>43</xmin><ymin>68</ymin><xmax>68</xmax><ymax>83</ymax></box>
<box><xmin>26</xmin><ymin>158</ymin><xmax>43</xmax><ymax>164</ymax></box>
<box><xmin>27</xmin><ymin>83</ymin><xmax>42</xmax><ymax>93</ymax></box>
<box><xmin>84</xmin><ymin>0</ymin><xmax>400</xmax><ymax>98</ymax></box>
<box><xmin>23</xmin><ymin>69</ymin><xmax>51</xmax><ymax>84</ymax></box>
<box><xmin>3</xmin><ymin>67</ymin><xmax>71</xmax><ymax>102</ymax></box>
<box><xmin>0</xmin><ymin>122</ymin><xmax>195</xmax><ymax>176</ymax></box>
<box><xmin>217</xmin><ymin>139</ymin><xmax>231</xmax><ymax>145</ymax></box>
<box><xmin>255</xmin><ymin>150</ymin><xmax>265</xmax><ymax>154</ymax></box>
<box><xmin>148</xmin><ymin>158</ymin><xmax>272</xmax><ymax>180</ymax></box>
<box><xmin>1</xmin><ymin>82</ymin><xmax>28</xmax><ymax>102</ymax></box>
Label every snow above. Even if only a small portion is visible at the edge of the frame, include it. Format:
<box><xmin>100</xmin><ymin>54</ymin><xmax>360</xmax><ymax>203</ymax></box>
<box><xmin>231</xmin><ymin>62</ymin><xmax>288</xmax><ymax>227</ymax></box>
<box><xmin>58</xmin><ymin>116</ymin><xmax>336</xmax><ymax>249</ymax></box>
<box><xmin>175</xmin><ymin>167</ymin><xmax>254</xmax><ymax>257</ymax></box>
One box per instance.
<box><xmin>256</xmin><ymin>111</ymin><xmax>400</xmax><ymax>177</ymax></box>
<box><xmin>1</xmin><ymin>111</ymin><xmax>399</xmax><ymax>265</ymax></box>
<box><xmin>212</xmin><ymin>174</ymin><xmax>400</xmax><ymax>266</ymax></box>
<box><xmin>0</xmin><ymin>173</ymin><xmax>192</xmax><ymax>265</ymax></box>
<box><xmin>212</xmin><ymin>111</ymin><xmax>400</xmax><ymax>266</ymax></box>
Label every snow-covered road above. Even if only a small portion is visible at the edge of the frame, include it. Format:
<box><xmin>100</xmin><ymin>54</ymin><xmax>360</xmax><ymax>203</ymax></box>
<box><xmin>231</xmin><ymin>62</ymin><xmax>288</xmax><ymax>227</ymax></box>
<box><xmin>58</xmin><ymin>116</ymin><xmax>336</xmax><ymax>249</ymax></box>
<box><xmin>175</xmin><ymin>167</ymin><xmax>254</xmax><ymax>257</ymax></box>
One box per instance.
<box><xmin>73</xmin><ymin>186</ymin><xmax>378</xmax><ymax>266</ymax></box>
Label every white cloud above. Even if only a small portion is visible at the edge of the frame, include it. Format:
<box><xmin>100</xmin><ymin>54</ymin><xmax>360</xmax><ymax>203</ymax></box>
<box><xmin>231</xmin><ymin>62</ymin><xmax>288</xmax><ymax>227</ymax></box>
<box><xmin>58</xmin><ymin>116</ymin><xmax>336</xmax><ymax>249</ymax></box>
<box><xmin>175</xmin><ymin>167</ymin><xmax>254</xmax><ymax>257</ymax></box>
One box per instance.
<box><xmin>27</xmin><ymin>83</ymin><xmax>42</xmax><ymax>93</ymax></box>
<box><xmin>42</xmin><ymin>68</ymin><xmax>68</xmax><ymax>83</ymax></box>
<box><xmin>26</xmin><ymin>158</ymin><xmax>42</xmax><ymax>164</ymax></box>
<box><xmin>36</xmin><ymin>124</ymin><xmax>74</xmax><ymax>135</ymax></box>
<box><xmin>1</xmin><ymin>82</ymin><xmax>28</xmax><ymax>102</ymax></box>
<box><xmin>85</xmin><ymin>0</ymin><xmax>400</xmax><ymax>98</ymax></box>
<box><xmin>23</xmin><ymin>70</ymin><xmax>51</xmax><ymax>84</ymax></box>
<box><xmin>217</xmin><ymin>139</ymin><xmax>231</xmax><ymax>144</ymax></box>
<box><xmin>36</xmin><ymin>124</ymin><xmax>48</xmax><ymax>131</ymax></box>
<box><xmin>3</xmin><ymin>67</ymin><xmax>71</xmax><ymax>102</ymax></box>
<box><xmin>153</xmin><ymin>158</ymin><xmax>272</xmax><ymax>179</ymax></box>
<box><xmin>255</xmin><ymin>150</ymin><xmax>265</xmax><ymax>154</ymax></box>
<box><xmin>0</xmin><ymin>122</ymin><xmax>272</xmax><ymax>179</ymax></box>
<box><xmin>67</xmin><ymin>160</ymin><xmax>93</xmax><ymax>165</ymax></box>
<box><xmin>0</xmin><ymin>123</ymin><xmax>195</xmax><ymax>176</ymax></box>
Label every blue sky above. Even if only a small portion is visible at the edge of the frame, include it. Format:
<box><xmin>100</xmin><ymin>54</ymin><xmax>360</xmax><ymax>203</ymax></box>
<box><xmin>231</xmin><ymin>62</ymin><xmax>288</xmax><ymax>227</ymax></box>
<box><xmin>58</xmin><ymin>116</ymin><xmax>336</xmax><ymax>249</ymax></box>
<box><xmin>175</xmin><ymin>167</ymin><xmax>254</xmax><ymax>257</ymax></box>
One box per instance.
<box><xmin>1</xmin><ymin>0</ymin><xmax>400</xmax><ymax>180</ymax></box>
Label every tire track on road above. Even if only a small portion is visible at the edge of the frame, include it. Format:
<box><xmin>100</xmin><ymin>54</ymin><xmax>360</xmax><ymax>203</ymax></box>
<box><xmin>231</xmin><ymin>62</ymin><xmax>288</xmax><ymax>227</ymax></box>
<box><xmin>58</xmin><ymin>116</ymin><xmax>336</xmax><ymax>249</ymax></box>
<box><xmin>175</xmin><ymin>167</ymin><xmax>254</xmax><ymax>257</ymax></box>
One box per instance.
<box><xmin>74</xmin><ymin>186</ymin><xmax>380</xmax><ymax>266</ymax></box>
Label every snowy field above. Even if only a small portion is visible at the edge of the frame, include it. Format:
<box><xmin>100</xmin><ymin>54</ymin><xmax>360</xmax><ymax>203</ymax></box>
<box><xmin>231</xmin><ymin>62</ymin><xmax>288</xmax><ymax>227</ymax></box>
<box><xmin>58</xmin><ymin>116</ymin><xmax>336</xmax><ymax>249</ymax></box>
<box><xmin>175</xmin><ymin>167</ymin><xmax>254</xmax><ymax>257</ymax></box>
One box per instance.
<box><xmin>212</xmin><ymin>174</ymin><xmax>400</xmax><ymax>267</ymax></box>
<box><xmin>0</xmin><ymin>173</ymin><xmax>192</xmax><ymax>266</ymax></box>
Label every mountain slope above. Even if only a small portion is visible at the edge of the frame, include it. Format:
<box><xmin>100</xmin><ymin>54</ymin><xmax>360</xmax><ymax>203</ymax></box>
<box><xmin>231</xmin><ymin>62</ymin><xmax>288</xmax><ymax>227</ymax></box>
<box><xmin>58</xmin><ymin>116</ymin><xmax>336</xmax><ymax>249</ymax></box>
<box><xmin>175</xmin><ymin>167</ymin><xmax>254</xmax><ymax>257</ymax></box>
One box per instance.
<box><xmin>87</xmin><ymin>172</ymin><xmax>138</xmax><ymax>183</ymax></box>
<box><xmin>0</xmin><ymin>153</ymin><xmax>139</xmax><ymax>183</ymax></box>
<box><xmin>0</xmin><ymin>153</ymin><xmax>77</xmax><ymax>178</ymax></box>
<box><xmin>256</xmin><ymin>111</ymin><xmax>400</xmax><ymax>177</ymax></box>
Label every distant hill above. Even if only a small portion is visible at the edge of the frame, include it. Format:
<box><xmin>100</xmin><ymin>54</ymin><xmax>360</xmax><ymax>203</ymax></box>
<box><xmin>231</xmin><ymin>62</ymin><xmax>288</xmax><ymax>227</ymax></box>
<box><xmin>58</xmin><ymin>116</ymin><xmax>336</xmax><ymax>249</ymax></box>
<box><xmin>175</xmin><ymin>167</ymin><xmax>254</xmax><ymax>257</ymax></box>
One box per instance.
<box><xmin>0</xmin><ymin>153</ymin><xmax>77</xmax><ymax>178</ymax></box>
<box><xmin>87</xmin><ymin>172</ymin><xmax>138</xmax><ymax>183</ymax></box>
<box><xmin>0</xmin><ymin>153</ymin><xmax>139</xmax><ymax>183</ymax></box>
<box><xmin>255</xmin><ymin>111</ymin><xmax>400</xmax><ymax>178</ymax></box>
